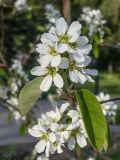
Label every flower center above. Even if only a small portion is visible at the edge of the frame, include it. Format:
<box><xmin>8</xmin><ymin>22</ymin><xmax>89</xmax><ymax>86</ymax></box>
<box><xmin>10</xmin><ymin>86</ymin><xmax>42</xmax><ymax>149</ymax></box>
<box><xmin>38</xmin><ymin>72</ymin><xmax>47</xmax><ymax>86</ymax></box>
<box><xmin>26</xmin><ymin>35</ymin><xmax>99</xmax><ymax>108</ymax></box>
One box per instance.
<box><xmin>69</xmin><ymin>42</ymin><xmax>77</xmax><ymax>49</ymax></box>
<box><xmin>48</xmin><ymin>67</ymin><xmax>57</xmax><ymax>76</ymax></box>
<box><xmin>69</xmin><ymin>61</ymin><xmax>76</xmax><ymax>71</ymax></box>
<box><xmin>50</xmin><ymin>48</ymin><xmax>58</xmax><ymax>56</ymax></box>
<box><xmin>72</xmin><ymin>128</ymin><xmax>81</xmax><ymax>136</ymax></box>
<box><xmin>59</xmin><ymin>34</ymin><xmax>69</xmax><ymax>43</ymax></box>
<box><xmin>41</xmin><ymin>133</ymin><xmax>49</xmax><ymax>141</ymax></box>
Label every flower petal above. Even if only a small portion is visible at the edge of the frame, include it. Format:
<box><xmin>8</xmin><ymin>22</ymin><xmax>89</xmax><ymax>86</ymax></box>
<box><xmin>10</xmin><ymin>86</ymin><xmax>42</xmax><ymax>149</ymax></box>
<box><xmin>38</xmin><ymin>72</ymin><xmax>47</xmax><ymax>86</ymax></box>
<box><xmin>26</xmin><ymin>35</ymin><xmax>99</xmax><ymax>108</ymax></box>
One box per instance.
<box><xmin>41</xmin><ymin>33</ymin><xmax>58</xmax><ymax>46</ymax></box>
<box><xmin>35</xmin><ymin>140</ymin><xmax>46</xmax><ymax>153</ymax></box>
<box><xmin>36</xmin><ymin>43</ymin><xmax>50</xmax><ymax>54</ymax></box>
<box><xmin>49</xmin><ymin>132</ymin><xmax>56</xmax><ymax>143</ymax></box>
<box><xmin>57</xmin><ymin>145</ymin><xmax>63</xmax><ymax>153</ymax></box>
<box><xmin>53</xmin><ymin>73</ymin><xmax>63</xmax><ymax>88</ymax></box>
<box><xmin>83</xmin><ymin>69</ymin><xmax>98</xmax><ymax>76</ymax></box>
<box><xmin>57</xmin><ymin>44</ymin><xmax>69</xmax><ymax>53</ymax></box>
<box><xmin>68</xmin><ymin>21</ymin><xmax>82</xmax><ymax>42</ymax></box>
<box><xmin>51</xmin><ymin>54</ymin><xmax>61</xmax><ymax>67</ymax></box>
<box><xmin>76</xmin><ymin>70</ymin><xmax>86</xmax><ymax>84</ymax></box>
<box><xmin>28</xmin><ymin>128</ymin><xmax>41</xmax><ymax>137</ymax></box>
<box><xmin>56</xmin><ymin>17</ymin><xmax>68</xmax><ymax>35</ymax></box>
<box><xmin>59</xmin><ymin>57</ymin><xmax>69</xmax><ymax>69</ymax></box>
<box><xmin>49</xmin><ymin>26</ymin><xmax>56</xmax><ymax>34</ymax></box>
<box><xmin>76</xmin><ymin>135</ymin><xmax>87</xmax><ymax>148</ymax></box>
<box><xmin>45</xmin><ymin>142</ymin><xmax>50</xmax><ymax>157</ymax></box>
<box><xmin>69</xmin><ymin>71</ymin><xmax>78</xmax><ymax>83</ymax></box>
<box><xmin>31</xmin><ymin>66</ymin><xmax>48</xmax><ymax>76</ymax></box>
<box><xmin>60</xmin><ymin>102</ymin><xmax>69</xmax><ymax>113</ymax></box>
<box><xmin>68</xmin><ymin>136</ymin><xmax>76</xmax><ymax>150</ymax></box>
<box><xmin>78</xmin><ymin>44</ymin><xmax>92</xmax><ymax>55</ymax></box>
<box><xmin>40</xmin><ymin>75</ymin><xmax>52</xmax><ymax>92</ymax></box>
<box><xmin>73</xmin><ymin>52</ymin><xmax>85</xmax><ymax>63</ymax></box>
<box><xmin>39</xmin><ymin>55</ymin><xmax>52</xmax><ymax>67</ymax></box>
<box><xmin>76</xmin><ymin>36</ymin><xmax>89</xmax><ymax>48</ymax></box>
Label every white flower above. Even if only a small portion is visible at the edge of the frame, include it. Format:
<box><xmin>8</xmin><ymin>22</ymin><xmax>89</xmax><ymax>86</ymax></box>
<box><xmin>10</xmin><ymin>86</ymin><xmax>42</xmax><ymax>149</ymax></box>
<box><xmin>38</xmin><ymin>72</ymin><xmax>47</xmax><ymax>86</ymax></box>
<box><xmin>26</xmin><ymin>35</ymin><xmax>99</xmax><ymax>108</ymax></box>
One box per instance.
<box><xmin>48</xmin><ymin>17</ymin><xmax>92</xmax><ymax>63</ymax></box>
<box><xmin>96</xmin><ymin>92</ymin><xmax>117</xmax><ymax>116</ymax></box>
<box><xmin>46</xmin><ymin>102</ymin><xmax>70</xmax><ymax>124</ymax></box>
<box><xmin>28</xmin><ymin>124</ymin><xmax>56</xmax><ymax>157</ymax></box>
<box><xmin>60</xmin><ymin>57</ymin><xmax>98</xmax><ymax>84</ymax></box>
<box><xmin>36</xmin><ymin>41</ymin><xmax>61</xmax><ymax>67</ymax></box>
<box><xmin>80</xmin><ymin>7</ymin><xmax>106</xmax><ymax>39</ymax></box>
<box><xmin>31</xmin><ymin>66</ymin><xmax>63</xmax><ymax>92</ymax></box>
<box><xmin>51</xmin><ymin>123</ymin><xmax>70</xmax><ymax>142</ymax></box>
<box><xmin>67</xmin><ymin>119</ymin><xmax>87</xmax><ymax>150</ymax></box>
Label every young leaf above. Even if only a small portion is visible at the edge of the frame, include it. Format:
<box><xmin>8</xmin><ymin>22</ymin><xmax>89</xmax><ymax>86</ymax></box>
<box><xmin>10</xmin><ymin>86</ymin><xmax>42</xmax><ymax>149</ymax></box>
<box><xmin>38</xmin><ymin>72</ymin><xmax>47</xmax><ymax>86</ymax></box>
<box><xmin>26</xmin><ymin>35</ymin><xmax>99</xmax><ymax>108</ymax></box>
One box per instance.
<box><xmin>76</xmin><ymin>89</ymin><xmax>107</xmax><ymax>151</ymax></box>
<box><xmin>19</xmin><ymin>77</ymin><xmax>43</xmax><ymax>116</ymax></box>
<box><xmin>115</xmin><ymin>106</ymin><xmax>120</xmax><ymax>125</ymax></box>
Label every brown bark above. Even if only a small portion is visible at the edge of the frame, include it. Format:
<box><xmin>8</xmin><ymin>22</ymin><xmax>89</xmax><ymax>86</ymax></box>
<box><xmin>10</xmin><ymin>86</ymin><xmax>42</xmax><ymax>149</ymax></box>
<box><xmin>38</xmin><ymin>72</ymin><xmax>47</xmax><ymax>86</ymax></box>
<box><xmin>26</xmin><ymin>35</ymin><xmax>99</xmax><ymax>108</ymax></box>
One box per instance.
<box><xmin>63</xmin><ymin>0</ymin><xmax>71</xmax><ymax>24</ymax></box>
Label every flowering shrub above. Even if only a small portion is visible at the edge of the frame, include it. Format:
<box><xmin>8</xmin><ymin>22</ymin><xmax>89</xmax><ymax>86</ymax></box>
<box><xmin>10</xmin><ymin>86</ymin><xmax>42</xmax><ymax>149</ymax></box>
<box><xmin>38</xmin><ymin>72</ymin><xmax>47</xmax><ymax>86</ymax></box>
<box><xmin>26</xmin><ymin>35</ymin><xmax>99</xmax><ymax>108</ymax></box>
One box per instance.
<box><xmin>97</xmin><ymin>92</ymin><xmax>117</xmax><ymax>116</ymax></box>
<box><xmin>19</xmin><ymin>17</ymin><xmax>109</xmax><ymax>159</ymax></box>
<box><xmin>80</xmin><ymin>7</ymin><xmax>106</xmax><ymax>39</ymax></box>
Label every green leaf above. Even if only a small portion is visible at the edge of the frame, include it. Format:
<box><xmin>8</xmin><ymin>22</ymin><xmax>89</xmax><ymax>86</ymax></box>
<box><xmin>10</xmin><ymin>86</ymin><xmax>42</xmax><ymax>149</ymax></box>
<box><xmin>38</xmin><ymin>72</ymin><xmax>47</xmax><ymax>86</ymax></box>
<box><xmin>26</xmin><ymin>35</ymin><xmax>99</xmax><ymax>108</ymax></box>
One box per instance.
<box><xmin>19</xmin><ymin>77</ymin><xmax>43</xmax><ymax>116</ymax></box>
<box><xmin>115</xmin><ymin>106</ymin><xmax>120</xmax><ymax>125</ymax></box>
<box><xmin>93</xmin><ymin>44</ymin><xmax>100</xmax><ymax>58</ymax></box>
<box><xmin>76</xmin><ymin>89</ymin><xmax>107</xmax><ymax>151</ymax></box>
<box><xmin>19</xmin><ymin>122</ymin><xmax>28</xmax><ymax>136</ymax></box>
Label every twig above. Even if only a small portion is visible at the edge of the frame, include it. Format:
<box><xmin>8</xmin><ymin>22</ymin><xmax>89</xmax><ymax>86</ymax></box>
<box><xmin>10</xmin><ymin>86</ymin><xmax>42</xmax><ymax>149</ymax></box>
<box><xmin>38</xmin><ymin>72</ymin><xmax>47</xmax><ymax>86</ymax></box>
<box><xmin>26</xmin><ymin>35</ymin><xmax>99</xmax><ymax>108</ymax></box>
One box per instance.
<box><xmin>0</xmin><ymin>97</ymin><xmax>19</xmax><ymax>111</ymax></box>
<box><xmin>100</xmin><ymin>97</ymin><xmax>120</xmax><ymax>104</ymax></box>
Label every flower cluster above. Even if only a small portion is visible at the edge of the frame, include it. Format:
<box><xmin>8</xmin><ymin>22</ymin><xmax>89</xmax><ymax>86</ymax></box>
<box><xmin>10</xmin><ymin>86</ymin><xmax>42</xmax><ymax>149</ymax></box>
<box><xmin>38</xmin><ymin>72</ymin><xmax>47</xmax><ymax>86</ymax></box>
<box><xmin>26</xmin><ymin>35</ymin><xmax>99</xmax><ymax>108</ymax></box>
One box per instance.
<box><xmin>14</xmin><ymin>0</ymin><xmax>31</xmax><ymax>12</ymax></box>
<box><xmin>45</xmin><ymin>3</ymin><xmax>60</xmax><ymax>29</ymax></box>
<box><xmin>96</xmin><ymin>92</ymin><xmax>117</xmax><ymax>116</ymax></box>
<box><xmin>80</xmin><ymin>7</ymin><xmax>106</xmax><ymax>39</ymax></box>
<box><xmin>28</xmin><ymin>102</ymin><xmax>87</xmax><ymax>157</ymax></box>
<box><xmin>31</xmin><ymin>17</ymin><xmax>98</xmax><ymax>92</ymax></box>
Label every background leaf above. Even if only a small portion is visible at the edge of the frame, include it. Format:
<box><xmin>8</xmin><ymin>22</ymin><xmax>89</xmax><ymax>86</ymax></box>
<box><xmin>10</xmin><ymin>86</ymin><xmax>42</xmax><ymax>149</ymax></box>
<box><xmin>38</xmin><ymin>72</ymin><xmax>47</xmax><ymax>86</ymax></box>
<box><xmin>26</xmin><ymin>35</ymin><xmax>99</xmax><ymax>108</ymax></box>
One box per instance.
<box><xmin>19</xmin><ymin>77</ymin><xmax>42</xmax><ymax>116</ymax></box>
<box><xmin>76</xmin><ymin>89</ymin><xmax>107</xmax><ymax>151</ymax></box>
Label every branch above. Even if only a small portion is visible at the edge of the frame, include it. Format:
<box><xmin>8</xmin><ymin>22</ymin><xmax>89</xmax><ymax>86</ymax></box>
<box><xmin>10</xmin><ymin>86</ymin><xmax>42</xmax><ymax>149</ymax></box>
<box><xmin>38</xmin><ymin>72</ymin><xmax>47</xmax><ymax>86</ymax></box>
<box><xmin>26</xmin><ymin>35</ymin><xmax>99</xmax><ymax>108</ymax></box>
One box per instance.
<box><xmin>100</xmin><ymin>97</ymin><xmax>120</xmax><ymax>104</ymax></box>
<box><xmin>0</xmin><ymin>97</ymin><xmax>19</xmax><ymax>111</ymax></box>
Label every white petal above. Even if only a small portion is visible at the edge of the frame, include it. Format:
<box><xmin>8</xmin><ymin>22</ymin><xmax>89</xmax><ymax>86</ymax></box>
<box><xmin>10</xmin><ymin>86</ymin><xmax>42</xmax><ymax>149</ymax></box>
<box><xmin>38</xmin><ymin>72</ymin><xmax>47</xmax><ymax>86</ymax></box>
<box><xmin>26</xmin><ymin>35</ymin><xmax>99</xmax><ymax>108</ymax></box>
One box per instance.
<box><xmin>76</xmin><ymin>135</ymin><xmax>87</xmax><ymax>148</ymax></box>
<box><xmin>85</xmin><ymin>75</ymin><xmax>95</xmax><ymax>83</ymax></box>
<box><xmin>46</xmin><ymin>110</ymin><xmax>56</xmax><ymax>119</ymax></box>
<box><xmin>73</xmin><ymin>52</ymin><xmax>85</xmax><ymax>63</ymax></box>
<box><xmin>36</xmin><ymin>43</ymin><xmax>50</xmax><ymax>54</ymax></box>
<box><xmin>76</xmin><ymin>70</ymin><xmax>86</xmax><ymax>84</ymax></box>
<box><xmin>51</xmin><ymin>55</ymin><xmax>61</xmax><ymax>67</ymax></box>
<box><xmin>35</xmin><ymin>140</ymin><xmax>46</xmax><ymax>153</ymax></box>
<box><xmin>39</xmin><ymin>54</ymin><xmax>52</xmax><ymax>67</ymax></box>
<box><xmin>49</xmin><ymin>26</ymin><xmax>56</xmax><ymax>34</ymax></box>
<box><xmin>78</xmin><ymin>44</ymin><xmax>92</xmax><ymax>55</ymax></box>
<box><xmin>67</xmin><ymin>110</ymin><xmax>79</xmax><ymax>118</ymax></box>
<box><xmin>41</xmin><ymin>33</ymin><xmax>58</xmax><ymax>46</ymax></box>
<box><xmin>69</xmin><ymin>71</ymin><xmax>78</xmax><ymax>83</ymax></box>
<box><xmin>31</xmin><ymin>66</ymin><xmax>48</xmax><ymax>76</ymax></box>
<box><xmin>57</xmin><ymin>44</ymin><xmax>69</xmax><ymax>53</ymax></box>
<box><xmin>60</xmin><ymin>102</ymin><xmax>69</xmax><ymax>113</ymax></box>
<box><xmin>53</xmin><ymin>73</ymin><xmax>63</xmax><ymax>88</ymax></box>
<box><xmin>40</xmin><ymin>75</ymin><xmax>52</xmax><ymax>92</ymax></box>
<box><xmin>76</xmin><ymin>36</ymin><xmax>89</xmax><ymax>48</ymax></box>
<box><xmin>56</xmin><ymin>17</ymin><xmax>68</xmax><ymax>35</ymax></box>
<box><xmin>78</xmin><ymin>56</ymin><xmax>91</xmax><ymax>67</ymax></box>
<box><xmin>45</xmin><ymin>142</ymin><xmax>50</xmax><ymax>157</ymax></box>
<box><xmin>83</xmin><ymin>69</ymin><xmax>98</xmax><ymax>76</ymax></box>
<box><xmin>68</xmin><ymin>136</ymin><xmax>76</xmax><ymax>150</ymax></box>
<box><xmin>57</xmin><ymin>145</ymin><xmax>63</xmax><ymax>153</ymax></box>
<box><xmin>59</xmin><ymin>57</ymin><xmax>69</xmax><ymax>69</ymax></box>
<box><xmin>50</xmin><ymin>123</ymin><xmax>59</xmax><ymax>132</ymax></box>
<box><xmin>49</xmin><ymin>132</ymin><xmax>56</xmax><ymax>143</ymax></box>
<box><xmin>28</xmin><ymin>128</ymin><xmax>41</xmax><ymax>137</ymax></box>
<box><xmin>68</xmin><ymin>21</ymin><xmax>82</xmax><ymax>42</ymax></box>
